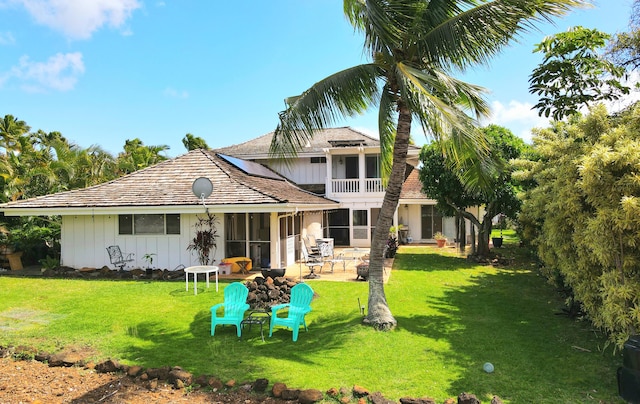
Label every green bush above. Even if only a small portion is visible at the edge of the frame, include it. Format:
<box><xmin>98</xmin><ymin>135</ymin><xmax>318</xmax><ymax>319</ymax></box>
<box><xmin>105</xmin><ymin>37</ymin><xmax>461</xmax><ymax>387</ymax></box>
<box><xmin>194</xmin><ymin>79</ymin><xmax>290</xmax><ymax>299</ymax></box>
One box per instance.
<box><xmin>518</xmin><ymin>105</ymin><xmax>640</xmax><ymax>348</ymax></box>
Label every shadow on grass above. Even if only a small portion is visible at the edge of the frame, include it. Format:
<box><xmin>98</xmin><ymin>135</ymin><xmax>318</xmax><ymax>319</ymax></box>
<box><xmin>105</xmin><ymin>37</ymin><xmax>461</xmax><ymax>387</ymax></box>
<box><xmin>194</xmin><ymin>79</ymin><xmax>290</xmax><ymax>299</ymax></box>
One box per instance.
<box><xmin>395</xmin><ymin>264</ymin><xmax>622</xmax><ymax>402</ymax></box>
<box><xmin>394</xmin><ymin>249</ymin><xmax>475</xmax><ymax>272</ymax></box>
<box><xmin>117</xmin><ymin>299</ymin><xmax>361</xmax><ymax>381</ymax></box>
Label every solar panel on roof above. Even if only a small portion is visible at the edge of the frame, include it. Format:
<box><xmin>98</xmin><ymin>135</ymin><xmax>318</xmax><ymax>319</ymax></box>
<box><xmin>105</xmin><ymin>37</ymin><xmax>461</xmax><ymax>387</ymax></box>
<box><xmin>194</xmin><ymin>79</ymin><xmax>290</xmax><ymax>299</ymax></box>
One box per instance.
<box><xmin>218</xmin><ymin>154</ymin><xmax>285</xmax><ymax>181</ymax></box>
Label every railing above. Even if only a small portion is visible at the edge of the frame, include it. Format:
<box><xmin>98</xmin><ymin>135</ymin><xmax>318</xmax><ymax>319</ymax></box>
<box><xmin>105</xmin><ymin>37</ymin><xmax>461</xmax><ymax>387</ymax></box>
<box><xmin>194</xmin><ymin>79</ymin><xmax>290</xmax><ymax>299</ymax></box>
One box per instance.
<box><xmin>365</xmin><ymin>178</ymin><xmax>384</xmax><ymax>193</ymax></box>
<box><xmin>330</xmin><ymin>178</ymin><xmax>385</xmax><ymax>194</ymax></box>
<box><xmin>331</xmin><ymin>179</ymin><xmax>359</xmax><ymax>193</ymax></box>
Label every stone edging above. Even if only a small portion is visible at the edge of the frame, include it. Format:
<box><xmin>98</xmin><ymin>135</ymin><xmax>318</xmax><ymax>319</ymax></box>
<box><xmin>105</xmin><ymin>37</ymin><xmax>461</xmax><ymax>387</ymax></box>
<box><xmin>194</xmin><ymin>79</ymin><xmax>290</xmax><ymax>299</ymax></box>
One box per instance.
<box><xmin>0</xmin><ymin>345</ymin><xmax>503</xmax><ymax>404</ymax></box>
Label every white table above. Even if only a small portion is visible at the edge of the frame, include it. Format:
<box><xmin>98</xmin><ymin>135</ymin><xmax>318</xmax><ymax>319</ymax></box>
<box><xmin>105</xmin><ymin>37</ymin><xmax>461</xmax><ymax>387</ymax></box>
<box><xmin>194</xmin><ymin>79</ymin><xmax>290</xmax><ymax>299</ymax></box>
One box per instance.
<box><xmin>184</xmin><ymin>265</ymin><xmax>219</xmax><ymax>295</ymax></box>
<box><xmin>342</xmin><ymin>248</ymin><xmax>370</xmax><ymax>260</ymax></box>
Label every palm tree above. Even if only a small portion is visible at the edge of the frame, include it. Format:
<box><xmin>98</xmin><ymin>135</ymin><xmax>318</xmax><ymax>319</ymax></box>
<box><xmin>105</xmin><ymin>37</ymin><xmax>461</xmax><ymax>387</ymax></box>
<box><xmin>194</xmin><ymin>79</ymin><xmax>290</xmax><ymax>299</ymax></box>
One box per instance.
<box><xmin>116</xmin><ymin>138</ymin><xmax>169</xmax><ymax>175</ymax></box>
<box><xmin>269</xmin><ymin>0</ymin><xmax>586</xmax><ymax>330</ymax></box>
<box><xmin>182</xmin><ymin>133</ymin><xmax>209</xmax><ymax>151</ymax></box>
<box><xmin>0</xmin><ymin>115</ymin><xmax>30</xmax><ymax>155</ymax></box>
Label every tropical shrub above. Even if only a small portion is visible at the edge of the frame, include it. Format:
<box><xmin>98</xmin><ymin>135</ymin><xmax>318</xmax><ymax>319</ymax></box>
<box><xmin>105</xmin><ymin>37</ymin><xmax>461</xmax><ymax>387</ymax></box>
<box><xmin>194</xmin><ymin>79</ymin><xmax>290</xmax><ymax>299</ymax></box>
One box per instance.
<box><xmin>518</xmin><ymin>104</ymin><xmax>640</xmax><ymax>347</ymax></box>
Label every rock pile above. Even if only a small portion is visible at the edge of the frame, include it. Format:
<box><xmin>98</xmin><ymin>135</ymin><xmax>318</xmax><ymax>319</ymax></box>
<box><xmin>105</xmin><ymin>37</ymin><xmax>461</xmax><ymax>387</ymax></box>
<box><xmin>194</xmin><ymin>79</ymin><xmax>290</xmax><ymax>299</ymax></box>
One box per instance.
<box><xmin>41</xmin><ymin>265</ymin><xmax>186</xmax><ymax>280</ymax></box>
<box><xmin>244</xmin><ymin>275</ymin><xmax>300</xmax><ymax>311</ymax></box>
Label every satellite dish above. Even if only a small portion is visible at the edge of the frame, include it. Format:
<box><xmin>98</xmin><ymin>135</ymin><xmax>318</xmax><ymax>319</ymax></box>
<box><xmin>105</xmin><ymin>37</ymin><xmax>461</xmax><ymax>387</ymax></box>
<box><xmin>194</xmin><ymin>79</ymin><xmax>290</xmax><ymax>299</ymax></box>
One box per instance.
<box><xmin>192</xmin><ymin>177</ymin><xmax>213</xmax><ymax>200</ymax></box>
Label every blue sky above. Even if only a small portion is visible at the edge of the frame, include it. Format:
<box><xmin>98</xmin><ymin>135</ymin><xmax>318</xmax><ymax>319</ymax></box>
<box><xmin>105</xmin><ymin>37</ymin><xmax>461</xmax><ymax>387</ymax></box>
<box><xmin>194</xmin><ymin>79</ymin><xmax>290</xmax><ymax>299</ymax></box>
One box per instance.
<box><xmin>0</xmin><ymin>0</ymin><xmax>635</xmax><ymax>157</ymax></box>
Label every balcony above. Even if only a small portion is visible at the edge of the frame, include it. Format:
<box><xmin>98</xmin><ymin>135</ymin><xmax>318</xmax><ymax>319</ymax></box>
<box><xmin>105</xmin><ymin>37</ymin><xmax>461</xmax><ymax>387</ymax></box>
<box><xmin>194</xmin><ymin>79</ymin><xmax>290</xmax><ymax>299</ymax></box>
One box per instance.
<box><xmin>331</xmin><ymin>178</ymin><xmax>385</xmax><ymax>194</ymax></box>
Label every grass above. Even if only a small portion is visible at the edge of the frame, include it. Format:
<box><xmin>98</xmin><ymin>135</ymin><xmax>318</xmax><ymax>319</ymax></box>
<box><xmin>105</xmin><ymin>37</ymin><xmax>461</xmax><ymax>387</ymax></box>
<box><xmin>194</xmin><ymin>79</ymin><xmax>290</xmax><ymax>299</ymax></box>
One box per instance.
<box><xmin>490</xmin><ymin>228</ymin><xmax>519</xmax><ymax>244</ymax></box>
<box><xmin>0</xmin><ymin>244</ymin><xmax>624</xmax><ymax>403</ymax></box>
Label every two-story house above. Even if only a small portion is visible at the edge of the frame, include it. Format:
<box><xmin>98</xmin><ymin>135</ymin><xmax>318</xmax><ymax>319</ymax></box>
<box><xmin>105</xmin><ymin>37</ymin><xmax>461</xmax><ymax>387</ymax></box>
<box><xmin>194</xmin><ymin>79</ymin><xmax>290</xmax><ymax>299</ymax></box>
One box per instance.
<box><xmin>0</xmin><ymin>127</ymin><xmax>459</xmax><ymax>272</ymax></box>
<box><xmin>216</xmin><ymin>127</ymin><xmax>457</xmax><ymax>248</ymax></box>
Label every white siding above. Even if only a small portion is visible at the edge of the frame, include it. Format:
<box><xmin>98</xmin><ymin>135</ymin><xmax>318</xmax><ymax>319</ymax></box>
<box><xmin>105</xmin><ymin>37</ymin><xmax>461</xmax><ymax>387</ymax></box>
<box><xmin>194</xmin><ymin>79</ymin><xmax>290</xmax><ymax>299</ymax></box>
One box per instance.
<box><xmin>258</xmin><ymin>158</ymin><xmax>326</xmax><ymax>186</ymax></box>
<box><xmin>60</xmin><ymin>213</ymin><xmax>226</xmax><ymax>270</ymax></box>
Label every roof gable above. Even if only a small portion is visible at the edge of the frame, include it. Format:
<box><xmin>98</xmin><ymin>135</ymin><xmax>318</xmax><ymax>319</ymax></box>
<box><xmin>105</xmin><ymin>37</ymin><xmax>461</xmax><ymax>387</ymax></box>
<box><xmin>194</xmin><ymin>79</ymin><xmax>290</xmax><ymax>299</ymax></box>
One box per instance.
<box><xmin>215</xmin><ymin>127</ymin><xmax>422</xmax><ymax>157</ymax></box>
<box><xmin>0</xmin><ymin>150</ymin><xmax>337</xmax><ymax>213</ymax></box>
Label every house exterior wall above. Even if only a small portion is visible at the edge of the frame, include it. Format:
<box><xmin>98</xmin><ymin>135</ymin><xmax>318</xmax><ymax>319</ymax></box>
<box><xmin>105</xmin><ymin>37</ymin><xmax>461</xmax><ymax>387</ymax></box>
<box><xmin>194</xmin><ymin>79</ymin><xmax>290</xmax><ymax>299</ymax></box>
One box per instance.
<box><xmin>400</xmin><ymin>204</ymin><xmax>474</xmax><ymax>244</ymax></box>
<box><xmin>255</xmin><ymin>158</ymin><xmax>326</xmax><ymax>187</ymax></box>
<box><xmin>60</xmin><ymin>213</ymin><xmax>227</xmax><ymax>270</ymax></box>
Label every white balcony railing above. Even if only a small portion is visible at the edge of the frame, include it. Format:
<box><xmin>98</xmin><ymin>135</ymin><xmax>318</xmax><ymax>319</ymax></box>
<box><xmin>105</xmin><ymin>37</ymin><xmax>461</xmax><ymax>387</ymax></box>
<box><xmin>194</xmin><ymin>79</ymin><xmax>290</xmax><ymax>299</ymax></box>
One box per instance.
<box><xmin>365</xmin><ymin>178</ymin><xmax>384</xmax><ymax>193</ymax></box>
<box><xmin>331</xmin><ymin>178</ymin><xmax>385</xmax><ymax>194</ymax></box>
<box><xmin>332</xmin><ymin>179</ymin><xmax>359</xmax><ymax>193</ymax></box>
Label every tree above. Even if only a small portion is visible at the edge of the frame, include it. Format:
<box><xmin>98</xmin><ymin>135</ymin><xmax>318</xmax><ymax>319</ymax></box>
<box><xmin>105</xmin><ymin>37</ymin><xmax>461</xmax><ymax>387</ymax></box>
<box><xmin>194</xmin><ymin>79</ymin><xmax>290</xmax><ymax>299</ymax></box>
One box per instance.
<box><xmin>529</xmin><ymin>26</ymin><xmax>630</xmax><ymax>121</ymax></box>
<box><xmin>268</xmin><ymin>0</ymin><xmax>587</xmax><ymax>330</ymax></box>
<box><xmin>182</xmin><ymin>133</ymin><xmax>209</xmax><ymax>151</ymax></box>
<box><xmin>116</xmin><ymin>138</ymin><xmax>169</xmax><ymax>175</ymax></box>
<box><xmin>606</xmin><ymin>0</ymin><xmax>640</xmax><ymax>70</ymax></box>
<box><xmin>420</xmin><ymin>125</ymin><xmax>525</xmax><ymax>257</ymax></box>
<box><xmin>517</xmin><ymin>104</ymin><xmax>640</xmax><ymax>347</ymax></box>
<box><xmin>0</xmin><ymin>115</ymin><xmax>30</xmax><ymax>155</ymax></box>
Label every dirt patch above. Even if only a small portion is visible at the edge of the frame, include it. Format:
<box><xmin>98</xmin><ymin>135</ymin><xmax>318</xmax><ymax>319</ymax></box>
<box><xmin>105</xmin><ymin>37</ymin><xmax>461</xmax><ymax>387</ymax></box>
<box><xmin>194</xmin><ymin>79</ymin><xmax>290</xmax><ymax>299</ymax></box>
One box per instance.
<box><xmin>0</xmin><ymin>356</ymin><xmax>291</xmax><ymax>403</ymax></box>
<box><xmin>0</xmin><ymin>308</ymin><xmax>66</xmax><ymax>332</ymax></box>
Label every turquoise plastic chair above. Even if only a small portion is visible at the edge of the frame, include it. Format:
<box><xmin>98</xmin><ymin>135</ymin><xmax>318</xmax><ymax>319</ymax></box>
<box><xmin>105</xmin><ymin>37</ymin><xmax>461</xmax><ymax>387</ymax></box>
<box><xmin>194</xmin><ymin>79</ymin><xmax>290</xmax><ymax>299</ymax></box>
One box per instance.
<box><xmin>210</xmin><ymin>282</ymin><xmax>250</xmax><ymax>337</ymax></box>
<box><xmin>269</xmin><ymin>283</ymin><xmax>314</xmax><ymax>341</ymax></box>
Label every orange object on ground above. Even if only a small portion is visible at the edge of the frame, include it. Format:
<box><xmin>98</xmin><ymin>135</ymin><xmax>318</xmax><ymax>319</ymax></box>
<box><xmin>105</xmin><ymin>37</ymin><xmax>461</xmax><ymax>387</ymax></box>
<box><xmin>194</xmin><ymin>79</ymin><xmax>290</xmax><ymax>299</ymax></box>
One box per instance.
<box><xmin>220</xmin><ymin>257</ymin><xmax>252</xmax><ymax>273</ymax></box>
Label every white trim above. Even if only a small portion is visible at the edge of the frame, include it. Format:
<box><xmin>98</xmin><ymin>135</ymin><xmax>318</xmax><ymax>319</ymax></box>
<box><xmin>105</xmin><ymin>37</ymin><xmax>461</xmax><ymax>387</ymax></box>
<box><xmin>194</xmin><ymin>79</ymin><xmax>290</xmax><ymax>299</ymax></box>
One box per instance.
<box><xmin>1</xmin><ymin>203</ymin><xmax>339</xmax><ymax>217</ymax></box>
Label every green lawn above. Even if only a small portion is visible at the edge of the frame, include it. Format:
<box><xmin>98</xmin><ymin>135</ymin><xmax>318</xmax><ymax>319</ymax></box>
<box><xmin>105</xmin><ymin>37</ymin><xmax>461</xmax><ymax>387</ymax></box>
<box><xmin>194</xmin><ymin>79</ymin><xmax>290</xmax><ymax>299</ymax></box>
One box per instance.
<box><xmin>0</xmin><ymin>245</ymin><xmax>624</xmax><ymax>403</ymax></box>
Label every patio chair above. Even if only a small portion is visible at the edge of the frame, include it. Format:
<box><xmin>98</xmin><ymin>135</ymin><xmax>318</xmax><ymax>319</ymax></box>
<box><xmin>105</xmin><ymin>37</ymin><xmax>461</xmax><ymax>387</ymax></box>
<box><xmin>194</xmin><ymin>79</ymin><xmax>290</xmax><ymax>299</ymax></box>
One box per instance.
<box><xmin>269</xmin><ymin>282</ymin><xmax>314</xmax><ymax>341</ymax></box>
<box><xmin>303</xmin><ymin>236</ymin><xmax>321</xmax><ymax>256</ymax></box>
<box><xmin>210</xmin><ymin>282</ymin><xmax>250</xmax><ymax>337</ymax></box>
<box><xmin>106</xmin><ymin>245</ymin><xmax>134</xmax><ymax>270</ymax></box>
<box><xmin>300</xmin><ymin>241</ymin><xmax>324</xmax><ymax>278</ymax></box>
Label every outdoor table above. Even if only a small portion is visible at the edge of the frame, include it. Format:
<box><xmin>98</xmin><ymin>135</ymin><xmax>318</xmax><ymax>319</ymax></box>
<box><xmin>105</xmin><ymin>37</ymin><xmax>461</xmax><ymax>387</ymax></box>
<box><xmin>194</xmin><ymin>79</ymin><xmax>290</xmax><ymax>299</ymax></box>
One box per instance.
<box><xmin>241</xmin><ymin>309</ymin><xmax>271</xmax><ymax>341</ymax></box>
<box><xmin>342</xmin><ymin>248</ymin><xmax>370</xmax><ymax>267</ymax></box>
<box><xmin>184</xmin><ymin>265</ymin><xmax>219</xmax><ymax>295</ymax></box>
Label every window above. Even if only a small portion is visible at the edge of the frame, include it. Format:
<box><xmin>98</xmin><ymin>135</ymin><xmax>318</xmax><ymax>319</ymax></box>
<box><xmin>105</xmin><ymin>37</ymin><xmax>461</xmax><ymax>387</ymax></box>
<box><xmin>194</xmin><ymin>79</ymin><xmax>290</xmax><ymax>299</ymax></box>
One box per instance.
<box><xmin>365</xmin><ymin>155</ymin><xmax>380</xmax><ymax>178</ymax></box>
<box><xmin>225</xmin><ymin>213</ymin><xmax>271</xmax><ymax>268</ymax></box>
<box><xmin>118</xmin><ymin>214</ymin><xmax>181</xmax><ymax>235</ymax></box>
<box><xmin>310</xmin><ymin>157</ymin><xmax>326</xmax><ymax>163</ymax></box>
<box><xmin>328</xmin><ymin>209</ymin><xmax>350</xmax><ymax>246</ymax></box>
<box><xmin>352</xmin><ymin>210</ymin><xmax>368</xmax><ymax>226</ymax></box>
<box><xmin>421</xmin><ymin>206</ymin><xmax>443</xmax><ymax>239</ymax></box>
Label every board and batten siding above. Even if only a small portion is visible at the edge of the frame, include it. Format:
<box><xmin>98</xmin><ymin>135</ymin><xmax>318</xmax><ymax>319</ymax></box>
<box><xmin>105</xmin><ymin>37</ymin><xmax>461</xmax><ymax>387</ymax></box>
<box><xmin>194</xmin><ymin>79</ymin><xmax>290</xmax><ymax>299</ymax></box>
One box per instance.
<box><xmin>256</xmin><ymin>158</ymin><xmax>326</xmax><ymax>187</ymax></box>
<box><xmin>60</xmin><ymin>213</ymin><xmax>226</xmax><ymax>270</ymax></box>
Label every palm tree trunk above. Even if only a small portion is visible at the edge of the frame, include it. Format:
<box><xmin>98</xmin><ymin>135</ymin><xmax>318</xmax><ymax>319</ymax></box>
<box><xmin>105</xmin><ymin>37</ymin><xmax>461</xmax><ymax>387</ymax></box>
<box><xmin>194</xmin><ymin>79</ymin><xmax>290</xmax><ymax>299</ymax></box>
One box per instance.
<box><xmin>363</xmin><ymin>105</ymin><xmax>412</xmax><ymax>330</ymax></box>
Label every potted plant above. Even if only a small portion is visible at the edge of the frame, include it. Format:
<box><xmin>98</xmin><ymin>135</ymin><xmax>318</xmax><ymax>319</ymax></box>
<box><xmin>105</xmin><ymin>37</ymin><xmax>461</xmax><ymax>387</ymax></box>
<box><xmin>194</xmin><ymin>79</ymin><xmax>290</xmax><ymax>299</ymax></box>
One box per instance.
<box><xmin>385</xmin><ymin>235</ymin><xmax>398</xmax><ymax>258</ymax></box>
<box><xmin>434</xmin><ymin>232</ymin><xmax>447</xmax><ymax>248</ymax></box>
<box><xmin>187</xmin><ymin>212</ymin><xmax>220</xmax><ymax>265</ymax></box>
<box><xmin>142</xmin><ymin>253</ymin><xmax>156</xmax><ymax>276</ymax></box>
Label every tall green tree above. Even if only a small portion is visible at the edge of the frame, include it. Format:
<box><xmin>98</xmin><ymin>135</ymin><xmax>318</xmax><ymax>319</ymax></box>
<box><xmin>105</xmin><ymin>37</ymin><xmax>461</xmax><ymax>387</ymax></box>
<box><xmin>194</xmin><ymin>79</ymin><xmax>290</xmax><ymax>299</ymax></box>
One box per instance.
<box><xmin>606</xmin><ymin>0</ymin><xmax>640</xmax><ymax>70</ymax></box>
<box><xmin>269</xmin><ymin>0</ymin><xmax>587</xmax><ymax>329</ymax></box>
<box><xmin>420</xmin><ymin>125</ymin><xmax>525</xmax><ymax>257</ymax></box>
<box><xmin>529</xmin><ymin>26</ymin><xmax>630</xmax><ymax>120</ymax></box>
<box><xmin>0</xmin><ymin>115</ymin><xmax>30</xmax><ymax>155</ymax></box>
<box><xmin>182</xmin><ymin>133</ymin><xmax>209</xmax><ymax>151</ymax></box>
<box><xmin>116</xmin><ymin>138</ymin><xmax>169</xmax><ymax>175</ymax></box>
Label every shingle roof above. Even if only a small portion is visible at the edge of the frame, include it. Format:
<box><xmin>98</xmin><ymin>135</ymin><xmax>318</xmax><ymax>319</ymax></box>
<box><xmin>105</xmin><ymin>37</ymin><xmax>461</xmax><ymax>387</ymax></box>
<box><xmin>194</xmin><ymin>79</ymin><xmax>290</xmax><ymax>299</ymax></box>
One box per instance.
<box><xmin>400</xmin><ymin>169</ymin><xmax>432</xmax><ymax>200</ymax></box>
<box><xmin>215</xmin><ymin>127</ymin><xmax>420</xmax><ymax>157</ymax></box>
<box><xmin>0</xmin><ymin>150</ymin><xmax>337</xmax><ymax>212</ymax></box>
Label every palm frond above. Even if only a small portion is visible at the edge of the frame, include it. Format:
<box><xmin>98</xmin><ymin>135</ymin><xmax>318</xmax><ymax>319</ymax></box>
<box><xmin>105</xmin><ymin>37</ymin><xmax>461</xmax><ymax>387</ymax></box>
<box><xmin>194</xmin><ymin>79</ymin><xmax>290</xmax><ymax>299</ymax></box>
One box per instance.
<box><xmin>377</xmin><ymin>85</ymin><xmax>397</xmax><ymax>182</ymax></box>
<box><xmin>394</xmin><ymin>62</ymin><xmax>498</xmax><ymax>191</ymax></box>
<box><xmin>417</xmin><ymin>0</ymin><xmax>590</xmax><ymax>70</ymax></box>
<box><xmin>345</xmin><ymin>0</ymin><xmax>421</xmax><ymax>55</ymax></box>
<box><xmin>271</xmin><ymin>64</ymin><xmax>383</xmax><ymax>160</ymax></box>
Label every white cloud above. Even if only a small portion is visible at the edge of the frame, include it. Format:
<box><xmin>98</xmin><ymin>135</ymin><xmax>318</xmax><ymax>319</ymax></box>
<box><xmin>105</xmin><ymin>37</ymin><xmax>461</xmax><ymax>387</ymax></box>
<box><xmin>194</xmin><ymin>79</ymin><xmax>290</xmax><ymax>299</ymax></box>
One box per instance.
<box><xmin>484</xmin><ymin>100</ymin><xmax>551</xmax><ymax>143</ymax></box>
<box><xmin>163</xmin><ymin>87</ymin><xmax>189</xmax><ymax>99</ymax></box>
<box><xmin>4</xmin><ymin>52</ymin><xmax>84</xmax><ymax>92</ymax></box>
<box><xmin>13</xmin><ymin>0</ymin><xmax>141</xmax><ymax>40</ymax></box>
<box><xmin>0</xmin><ymin>31</ymin><xmax>15</xmax><ymax>45</ymax></box>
